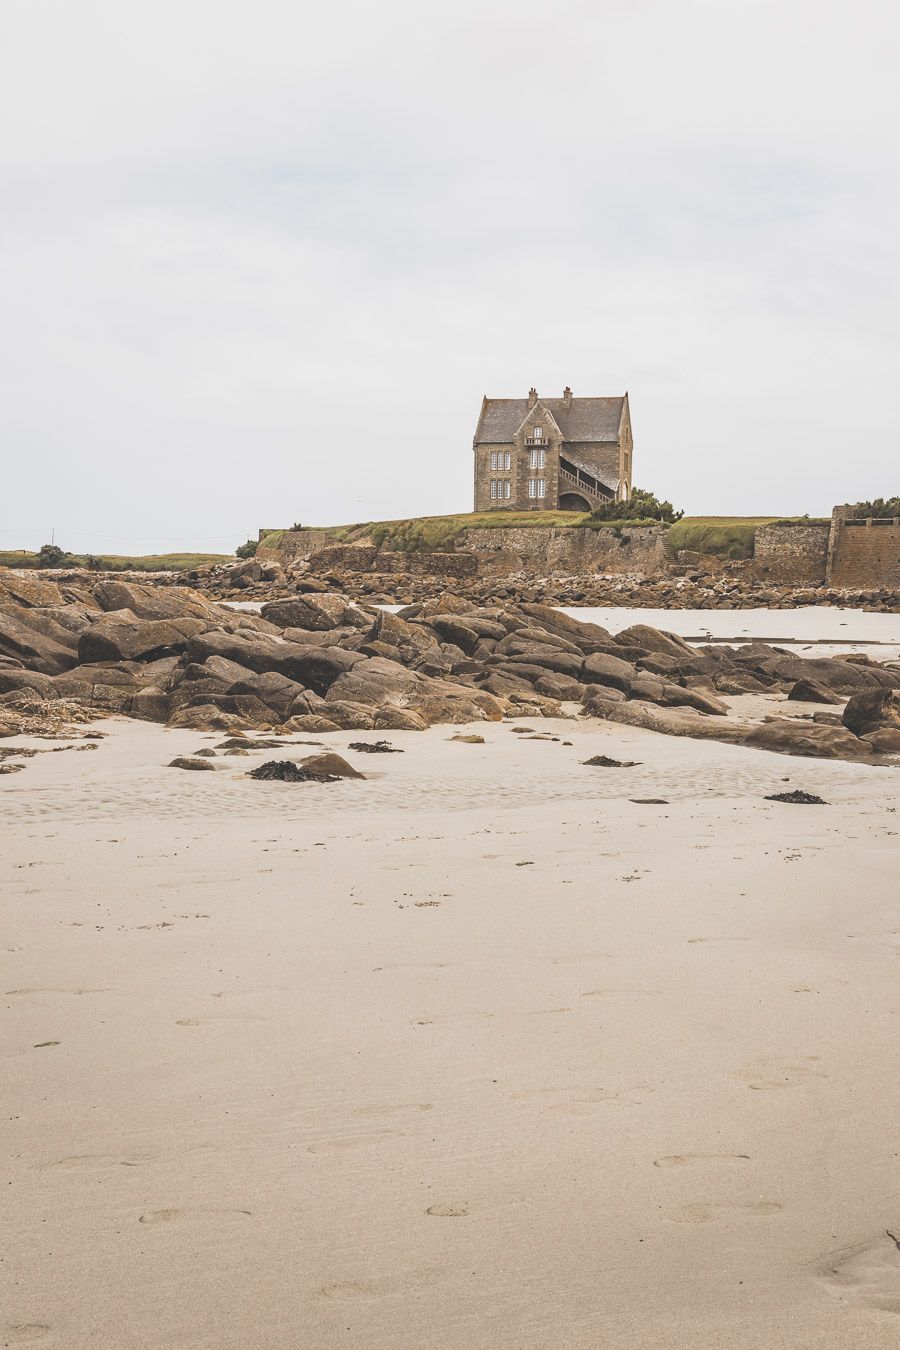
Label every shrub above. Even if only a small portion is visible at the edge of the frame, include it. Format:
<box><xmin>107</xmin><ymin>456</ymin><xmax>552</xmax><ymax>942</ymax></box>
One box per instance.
<box><xmin>235</xmin><ymin>538</ymin><xmax>258</xmax><ymax>559</ymax></box>
<box><xmin>37</xmin><ymin>543</ymin><xmax>68</xmax><ymax>568</ymax></box>
<box><xmin>848</xmin><ymin>497</ymin><xmax>900</xmax><ymax>518</ymax></box>
<box><xmin>589</xmin><ymin>487</ymin><xmax>683</xmax><ymax>523</ymax></box>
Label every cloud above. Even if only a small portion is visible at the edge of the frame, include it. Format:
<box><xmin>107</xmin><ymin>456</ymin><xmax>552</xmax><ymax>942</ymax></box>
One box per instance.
<box><xmin>1</xmin><ymin>0</ymin><xmax>898</xmax><ymax>552</ymax></box>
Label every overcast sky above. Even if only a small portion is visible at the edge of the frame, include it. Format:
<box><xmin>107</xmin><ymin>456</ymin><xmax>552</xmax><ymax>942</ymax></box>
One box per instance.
<box><xmin>2</xmin><ymin>0</ymin><xmax>898</xmax><ymax>555</ymax></box>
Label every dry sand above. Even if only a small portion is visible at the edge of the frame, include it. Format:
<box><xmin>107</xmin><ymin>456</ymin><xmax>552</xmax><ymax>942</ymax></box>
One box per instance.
<box><xmin>2</xmin><ymin>710</ymin><xmax>899</xmax><ymax>1348</ymax></box>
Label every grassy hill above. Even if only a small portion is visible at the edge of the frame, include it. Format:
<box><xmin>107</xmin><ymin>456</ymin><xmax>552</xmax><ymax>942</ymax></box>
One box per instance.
<box><xmin>0</xmin><ymin>550</ymin><xmax>231</xmax><ymax>572</ymax></box>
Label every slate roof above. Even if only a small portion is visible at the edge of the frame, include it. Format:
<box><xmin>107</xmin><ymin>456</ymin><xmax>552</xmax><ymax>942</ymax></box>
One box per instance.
<box><xmin>475</xmin><ymin>395</ymin><xmax>625</xmax><ymax>444</ymax></box>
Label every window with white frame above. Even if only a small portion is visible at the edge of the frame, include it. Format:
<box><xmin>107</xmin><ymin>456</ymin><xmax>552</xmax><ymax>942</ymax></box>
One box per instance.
<box><xmin>490</xmin><ymin>478</ymin><xmax>512</xmax><ymax>500</ymax></box>
<box><xmin>532</xmin><ymin>426</ymin><xmax>543</xmax><ymax>442</ymax></box>
<box><xmin>527</xmin><ymin>478</ymin><xmax>546</xmax><ymax>499</ymax></box>
<box><xmin>490</xmin><ymin>449</ymin><xmax>511</xmax><ymax>471</ymax></box>
<box><xmin>529</xmin><ymin>446</ymin><xmax>545</xmax><ymax>469</ymax></box>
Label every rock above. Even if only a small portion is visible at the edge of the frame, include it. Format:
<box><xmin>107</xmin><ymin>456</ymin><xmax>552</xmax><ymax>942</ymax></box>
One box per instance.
<box><xmin>742</xmin><ymin>719</ymin><xmax>873</xmax><ymax>760</ymax></box>
<box><xmin>168</xmin><ymin>756</ymin><xmax>217</xmax><ymax>771</ymax></box>
<box><xmin>325</xmin><ymin>656</ymin><xmax>422</xmax><ymax>706</ymax></box>
<box><xmin>348</xmin><ymin>740</ymin><xmax>403</xmax><ymax>753</ymax></box>
<box><xmin>226</xmin><ymin>670</ymin><xmax>306</xmax><ymax>718</ymax></box>
<box><xmin>841</xmin><ymin>688</ymin><xmax>900</xmax><ymax>737</ymax></box>
<box><xmin>862</xmin><ymin>728</ymin><xmax>900</xmax><ymax>753</ymax></box>
<box><xmin>166</xmin><ymin>704</ymin><xmax>249</xmax><ymax>732</ymax></box>
<box><xmin>500</xmin><ymin>642</ymin><xmax>584</xmax><ymax>679</ymax></box>
<box><xmin>583</xmin><ymin>755</ymin><xmax>640</xmax><ymax>767</ymax></box>
<box><xmin>130</xmin><ymin>687</ymin><xmax>170</xmax><ymax>722</ymax></box>
<box><xmin>0</xmin><ymin>610</ymin><xmax>79</xmax><ymax>675</ymax></box>
<box><xmin>758</xmin><ymin>655</ymin><xmax>894</xmax><ymax>695</ymax></box>
<box><xmin>78</xmin><ymin>614</ymin><xmax>207</xmax><ymax>664</ymax></box>
<box><xmin>318</xmin><ymin>700</ymin><xmax>377</xmax><ymax>731</ymax></box>
<box><xmin>298</xmin><ymin>752</ymin><xmax>365</xmax><ymax>779</ymax></box>
<box><xmin>581</xmin><ymin>652</ymin><xmax>634</xmax><ymax>692</ymax></box>
<box><xmin>615</xmin><ymin>624</ymin><xmax>695</xmax><ymax>658</ymax></box>
<box><xmin>283</xmin><ymin>714</ymin><xmax>342</xmax><ymax>733</ymax></box>
<box><xmin>581</xmin><ymin>686</ymin><xmax>628</xmax><ymax>713</ymax></box>
<box><xmin>92</xmin><ymin>580</ymin><xmax>219</xmax><ymax>623</ymax></box>
<box><xmin>534</xmin><ymin>672</ymin><xmax>585</xmax><ymax>701</ymax></box>
<box><xmin>261</xmin><ymin>594</ymin><xmax>351</xmax><ymax>630</ymax></box>
<box><xmin>0</xmin><ymin>570</ymin><xmax>65</xmax><ymax>608</ymax></box>
<box><xmin>449</xmin><ymin>733</ymin><xmax>484</xmax><ymax>743</ymax></box>
<box><xmin>373</xmin><ymin>706</ymin><xmax>427</xmax><ymax>731</ymax></box>
<box><xmin>787</xmin><ymin>679</ymin><xmax>843</xmax><ymax>705</ymax></box>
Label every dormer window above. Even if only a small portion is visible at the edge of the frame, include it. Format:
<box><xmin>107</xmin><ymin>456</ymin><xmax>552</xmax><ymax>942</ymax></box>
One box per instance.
<box><xmin>532</xmin><ymin>426</ymin><xmax>543</xmax><ymax>442</ymax></box>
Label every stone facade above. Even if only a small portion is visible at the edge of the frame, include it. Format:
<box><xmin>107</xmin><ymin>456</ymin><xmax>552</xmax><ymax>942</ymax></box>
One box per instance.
<box><xmin>473</xmin><ymin>388</ymin><xmax>633</xmax><ymax>513</ymax></box>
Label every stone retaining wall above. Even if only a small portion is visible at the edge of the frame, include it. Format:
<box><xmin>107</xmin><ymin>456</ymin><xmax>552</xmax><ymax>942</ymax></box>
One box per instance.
<box><xmin>752</xmin><ymin>523</ymin><xmax>830</xmax><ymax>583</ymax></box>
<box><xmin>462</xmin><ymin>525</ymin><xmax>669</xmax><ymax>576</ymax></box>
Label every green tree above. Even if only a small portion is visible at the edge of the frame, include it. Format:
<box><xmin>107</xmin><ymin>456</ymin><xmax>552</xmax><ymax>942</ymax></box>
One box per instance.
<box><xmin>235</xmin><ymin>538</ymin><xmax>259</xmax><ymax>558</ymax></box>
<box><xmin>589</xmin><ymin>487</ymin><xmax>683</xmax><ymax>523</ymax></box>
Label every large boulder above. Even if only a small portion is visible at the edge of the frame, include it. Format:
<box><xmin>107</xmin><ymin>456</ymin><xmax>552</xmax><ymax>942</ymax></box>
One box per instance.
<box><xmin>841</xmin><ymin>688</ymin><xmax>900</xmax><ymax>737</ymax></box>
<box><xmin>519</xmin><ymin>604</ymin><xmax>612</xmax><ymax>648</ymax></box>
<box><xmin>374</xmin><ymin>706</ymin><xmax>427</xmax><ymax>731</ymax></box>
<box><xmin>0</xmin><ymin>609</ymin><xmax>79</xmax><ymax>675</ymax></box>
<box><xmin>742</xmin><ymin>719</ymin><xmax>873</xmax><ymax>760</ymax></box>
<box><xmin>0</xmin><ymin>570</ymin><xmax>65</xmax><ymax>608</ymax></box>
<box><xmin>325</xmin><ymin>656</ymin><xmax>423</xmax><ymax>706</ymax></box>
<box><xmin>78</xmin><ymin>614</ymin><xmax>207</xmax><ymax>664</ymax></box>
<box><xmin>261</xmin><ymin>594</ymin><xmax>351</xmax><ymax>631</ymax></box>
<box><xmin>787</xmin><ymin>679</ymin><xmax>843</xmax><ymax>705</ymax></box>
<box><xmin>184</xmin><ymin>630</ymin><xmax>362</xmax><ymax>691</ymax></box>
<box><xmin>615</xmin><ymin>625</ymin><xmax>695</xmax><ymax>658</ymax></box>
<box><xmin>757</xmin><ymin>655</ymin><xmax>897</xmax><ymax>695</ymax></box>
<box><xmin>226</xmin><ymin>670</ymin><xmax>306</xmax><ymax>719</ymax></box>
<box><xmin>581</xmin><ymin>652</ymin><xmax>634</xmax><ymax>692</ymax></box>
<box><xmin>92</xmin><ymin>579</ymin><xmax>219</xmax><ymax>623</ymax></box>
<box><xmin>500</xmin><ymin>642</ymin><xmax>584</xmax><ymax>679</ymax></box>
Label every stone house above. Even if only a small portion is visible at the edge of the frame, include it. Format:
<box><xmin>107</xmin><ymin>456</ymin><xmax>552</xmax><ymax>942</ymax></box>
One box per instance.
<box><xmin>473</xmin><ymin>387</ymin><xmax>633</xmax><ymax>512</ymax></box>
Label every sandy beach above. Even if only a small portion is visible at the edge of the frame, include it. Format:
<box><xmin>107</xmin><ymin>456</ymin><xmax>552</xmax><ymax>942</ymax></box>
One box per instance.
<box><xmin>3</xmin><ymin>709</ymin><xmax>899</xmax><ymax>1349</ymax></box>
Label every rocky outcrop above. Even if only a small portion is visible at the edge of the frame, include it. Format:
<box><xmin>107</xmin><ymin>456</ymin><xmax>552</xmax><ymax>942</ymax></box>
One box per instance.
<box><xmin>2</xmin><ymin>567</ymin><xmax>899</xmax><ymax>763</ymax></box>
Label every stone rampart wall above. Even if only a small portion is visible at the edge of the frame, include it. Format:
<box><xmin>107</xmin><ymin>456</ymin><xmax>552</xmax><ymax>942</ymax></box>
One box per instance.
<box><xmin>752</xmin><ymin>523</ymin><xmax>830</xmax><ymax>583</ymax></box>
<box><xmin>463</xmin><ymin>526</ymin><xmax>668</xmax><ymax>576</ymax></box>
<box><xmin>828</xmin><ymin>516</ymin><xmax>900</xmax><ymax>587</ymax></box>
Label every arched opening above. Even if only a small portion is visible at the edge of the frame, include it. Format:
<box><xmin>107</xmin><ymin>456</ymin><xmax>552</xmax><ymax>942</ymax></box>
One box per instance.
<box><xmin>559</xmin><ymin>492</ymin><xmax>592</xmax><ymax>513</ymax></box>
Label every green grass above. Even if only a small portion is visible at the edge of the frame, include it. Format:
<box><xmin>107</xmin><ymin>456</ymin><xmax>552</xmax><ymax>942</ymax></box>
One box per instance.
<box><xmin>0</xmin><ymin>551</ymin><xmax>231</xmax><ymax>572</ymax></box>
<box><xmin>667</xmin><ymin>516</ymin><xmax>828</xmax><ymax>560</ymax></box>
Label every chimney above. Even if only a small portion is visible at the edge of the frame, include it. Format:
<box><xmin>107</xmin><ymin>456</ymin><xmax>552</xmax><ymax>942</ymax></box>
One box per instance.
<box><xmin>527</xmin><ymin>386</ymin><xmax>538</xmax><ymax>408</ymax></box>
<box><xmin>563</xmin><ymin>386</ymin><xmax>572</xmax><ymax>407</ymax></box>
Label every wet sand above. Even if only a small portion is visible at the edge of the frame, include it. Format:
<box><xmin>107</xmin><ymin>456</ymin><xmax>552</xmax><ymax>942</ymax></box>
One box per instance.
<box><xmin>2</xmin><ymin>714</ymin><xmax>899</xmax><ymax>1348</ymax></box>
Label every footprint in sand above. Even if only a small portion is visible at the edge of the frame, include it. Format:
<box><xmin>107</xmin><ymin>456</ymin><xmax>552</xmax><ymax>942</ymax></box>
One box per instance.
<box><xmin>138</xmin><ymin>1207</ymin><xmax>251</xmax><ymax>1225</ymax></box>
<box><xmin>38</xmin><ymin>1153</ymin><xmax>154</xmax><ymax>1171</ymax></box>
<box><xmin>654</xmin><ymin>1153</ymin><xmax>750</xmax><ymax>1168</ymax></box>
<box><xmin>319</xmin><ymin>1270</ymin><xmax>438</xmax><ymax>1301</ymax></box>
<box><xmin>4</xmin><ymin>1327</ymin><xmax>51</xmax><ymax>1344</ymax></box>
<box><xmin>818</xmin><ymin>1230</ymin><xmax>900</xmax><ymax>1313</ymax></box>
<box><xmin>738</xmin><ymin>1057</ymin><xmax>826</xmax><ymax>1090</ymax></box>
<box><xmin>667</xmin><ymin>1201</ymin><xmax>783</xmax><ymax>1223</ymax></box>
<box><xmin>306</xmin><ymin>1129</ymin><xmax>400</xmax><ymax>1154</ymax></box>
<box><xmin>426</xmin><ymin>1203</ymin><xmax>469</xmax><ymax>1217</ymax></box>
